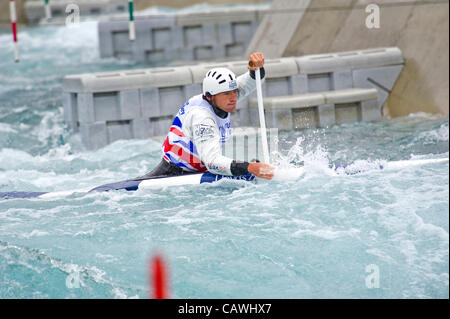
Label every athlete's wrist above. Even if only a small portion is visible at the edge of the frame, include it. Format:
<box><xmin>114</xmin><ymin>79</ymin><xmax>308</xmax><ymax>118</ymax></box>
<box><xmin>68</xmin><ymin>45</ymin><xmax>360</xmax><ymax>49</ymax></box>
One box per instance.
<box><xmin>230</xmin><ymin>160</ymin><xmax>250</xmax><ymax>176</ymax></box>
<box><xmin>249</xmin><ymin>67</ymin><xmax>265</xmax><ymax>80</ymax></box>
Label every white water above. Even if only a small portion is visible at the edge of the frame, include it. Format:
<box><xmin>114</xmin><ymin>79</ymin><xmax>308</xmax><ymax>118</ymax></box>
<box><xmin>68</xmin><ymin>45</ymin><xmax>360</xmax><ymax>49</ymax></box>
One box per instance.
<box><xmin>0</xmin><ymin>5</ymin><xmax>448</xmax><ymax>298</ymax></box>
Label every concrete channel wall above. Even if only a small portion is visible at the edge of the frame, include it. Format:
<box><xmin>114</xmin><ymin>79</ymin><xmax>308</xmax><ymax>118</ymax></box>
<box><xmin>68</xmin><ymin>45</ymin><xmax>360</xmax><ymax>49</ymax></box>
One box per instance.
<box><xmin>249</xmin><ymin>0</ymin><xmax>449</xmax><ymax>118</ymax></box>
<box><xmin>24</xmin><ymin>0</ymin><xmax>127</xmax><ymax>24</ymax></box>
<box><xmin>63</xmin><ymin>47</ymin><xmax>403</xmax><ymax>150</ymax></box>
<box><xmin>17</xmin><ymin>0</ymin><xmax>267</xmax><ymax>25</ymax></box>
<box><xmin>98</xmin><ymin>6</ymin><xmax>267</xmax><ymax>63</ymax></box>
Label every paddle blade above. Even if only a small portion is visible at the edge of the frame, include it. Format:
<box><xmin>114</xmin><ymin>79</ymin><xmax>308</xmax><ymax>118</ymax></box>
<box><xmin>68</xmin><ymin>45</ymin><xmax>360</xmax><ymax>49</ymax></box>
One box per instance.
<box><xmin>272</xmin><ymin>167</ymin><xmax>305</xmax><ymax>181</ymax></box>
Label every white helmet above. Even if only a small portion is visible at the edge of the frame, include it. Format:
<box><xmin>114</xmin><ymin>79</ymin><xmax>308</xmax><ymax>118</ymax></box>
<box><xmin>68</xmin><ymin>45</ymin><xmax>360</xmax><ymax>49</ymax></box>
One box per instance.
<box><xmin>202</xmin><ymin>67</ymin><xmax>238</xmax><ymax>96</ymax></box>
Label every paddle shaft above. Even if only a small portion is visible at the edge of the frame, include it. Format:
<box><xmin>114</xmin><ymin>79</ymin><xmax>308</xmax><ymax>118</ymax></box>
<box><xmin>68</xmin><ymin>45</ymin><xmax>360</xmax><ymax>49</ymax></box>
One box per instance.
<box><xmin>255</xmin><ymin>68</ymin><xmax>270</xmax><ymax>164</ymax></box>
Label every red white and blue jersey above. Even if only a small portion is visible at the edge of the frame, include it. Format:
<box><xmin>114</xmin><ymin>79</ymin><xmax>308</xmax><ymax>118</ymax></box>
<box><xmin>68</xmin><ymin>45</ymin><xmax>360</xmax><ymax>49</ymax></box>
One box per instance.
<box><xmin>162</xmin><ymin>71</ymin><xmax>262</xmax><ymax>175</ymax></box>
<box><xmin>162</xmin><ymin>94</ymin><xmax>231</xmax><ymax>173</ymax></box>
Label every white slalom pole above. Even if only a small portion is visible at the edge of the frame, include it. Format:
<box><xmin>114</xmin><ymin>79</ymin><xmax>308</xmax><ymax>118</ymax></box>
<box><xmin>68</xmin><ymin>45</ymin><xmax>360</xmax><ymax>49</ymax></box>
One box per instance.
<box><xmin>128</xmin><ymin>0</ymin><xmax>136</xmax><ymax>41</ymax></box>
<box><xmin>255</xmin><ymin>68</ymin><xmax>270</xmax><ymax>164</ymax></box>
<box><xmin>44</xmin><ymin>0</ymin><xmax>52</xmax><ymax>20</ymax></box>
<box><xmin>9</xmin><ymin>0</ymin><xmax>19</xmax><ymax>62</ymax></box>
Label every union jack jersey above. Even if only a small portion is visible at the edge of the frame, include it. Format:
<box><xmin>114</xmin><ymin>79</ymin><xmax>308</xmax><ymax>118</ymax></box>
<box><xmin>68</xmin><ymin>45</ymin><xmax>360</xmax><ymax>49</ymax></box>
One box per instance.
<box><xmin>162</xmin><ymin>94</ymin><xmax>231</xmax><ymax>172</ymax></box>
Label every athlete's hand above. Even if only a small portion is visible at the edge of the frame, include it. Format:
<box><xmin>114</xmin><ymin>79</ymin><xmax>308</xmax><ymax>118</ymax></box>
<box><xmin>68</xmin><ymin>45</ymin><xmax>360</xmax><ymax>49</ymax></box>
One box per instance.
<box><xmin>248</xmin><ymin>52</ymin><xmax>265</xmax><ymax>70</ymax></box>
<box><xmin>248</xmin><ymin>162</ymin><xmax>274</xmax><ymax>180</ymax></box>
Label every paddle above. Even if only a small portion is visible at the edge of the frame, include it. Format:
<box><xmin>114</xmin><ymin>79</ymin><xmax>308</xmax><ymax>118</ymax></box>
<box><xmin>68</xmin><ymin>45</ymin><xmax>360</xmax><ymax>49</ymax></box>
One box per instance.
<box><xmin>254</xmin><ymin>67</ymin><xmax>306</xmax><ymax>181</ymax></box>
<box><xmin>255</xmin><ymin>68</ymin><xmax>270</xmax><ymax>164</ymax></box>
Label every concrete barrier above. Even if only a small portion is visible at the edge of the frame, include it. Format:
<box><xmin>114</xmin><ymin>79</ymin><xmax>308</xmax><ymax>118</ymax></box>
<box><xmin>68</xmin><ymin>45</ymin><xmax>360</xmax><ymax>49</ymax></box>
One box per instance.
<box><xmin>63</xmin><ymin>47</ymin><xmax>403</xmax><ymax>150</ymax></box>
<box><xmin>98</xmin><ymin>6</ymin><xmax>267</xmax><ymax>63</ymax></box>
<box><xmin>292</xmin><ymin>47</ymin><xmax>403</xmax><ymax>111</ymax></box>
<box><xmin>248</xmin><ymin>88</ymin><xmax>379</xmax><ymax>130</ymax></box>
<box><xmin>24</xmin><ymin>0</ymin><xmax>127</xmax><ymax>24</ymax></box>
<box><xmin>279</xmin><ymin>0</ymin><xmax>449</xmax><ymax>118</ymax></box>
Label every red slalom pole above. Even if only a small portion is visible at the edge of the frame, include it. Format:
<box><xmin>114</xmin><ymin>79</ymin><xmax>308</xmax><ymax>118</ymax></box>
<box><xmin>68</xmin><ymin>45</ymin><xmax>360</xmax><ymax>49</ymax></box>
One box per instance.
<box><xmin>150</xmin><ymin>254</ymin><xmax>169</xmax><ymax>299</ymax></box>
<box><xmin>9</xmin><ymin>0</ymin><xmax>19</xmax><ymax>62</ymax></box>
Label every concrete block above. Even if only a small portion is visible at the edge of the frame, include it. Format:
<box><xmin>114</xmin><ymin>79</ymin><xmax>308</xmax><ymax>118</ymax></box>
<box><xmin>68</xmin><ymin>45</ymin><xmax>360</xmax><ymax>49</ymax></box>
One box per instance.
<box><xmin>179</xmin><ymin>47</ymin><xmax>195</xmax><ymax>61</ymax></box>
<box><xmin>335</xmin><ymin>103</ymin><xmax>362</xmax><ymax>125</ymax></box>
<box><xmin>152</xmin><ymin>27</ymin><xmax>173</xmax><ymax>50</ymax></box>
<box><xmin>98</xmin><ymin>22</ymin><xmax>114</xmax><ymax>58</ymax></box>
<box><xmin>296</xmin><ymin>47</ymin><xmax>404</xmax><ymax>74</ymax></box>
<box><xmin>98</xmin><ymin>13</ymin><xmax>177</xmax><ymax>62</ymax></box>
<box><xmin>159</xmin><ymin>87</ymin><xmax>186</xmax><ymax>117</ymax></box>
<box><xmin>290</xmin><ymin>74</ymin><xmax>308</xmax><ymax>95</ymax></box>
<box><xmin>317</xmin><ymin>104</ymin><xmax>335</xmax><ymax>128</ymax></box>
<box><xmin>131</xmin><ymin>119</ymin><xmax>151</xmax><ymax>139</ymax></box>
<box><xmin>292</xmin><ymin>108</ymin><xmax>318</xmax><ymax>130</ymax></box>
<box><xmin>361</xmin><ymin>99</ymin><xmax>381</xmax><ymax>122</ymax></box>
<box><xmin>131</xmin><ymin>43</ymin><xmax>147</xmax><ymax>63</ymax></box>
<box><xmin>267</xmin><ymin>109</ymin><xmax>294</xmax><ymax>130</ymax></box>
<box><xmin>232</xmin><ymin>21</ymin><xmax>254</xmax><ymax>43</ymax></box>
<box><xmin>194</xmin><ymin>46</ymin><xmax>215</xmax><ymax>60</ymax></box>
<box><xmin>176</xmin><ymin>8</ymin><xmax>257</xmax><ymax>27</ymax></box>
<box><xmin>184</xmin><ymin>84</ymin><xmax>202</xmax><ymax>98</ymax></box>
<box><xmin>183</xmin><ymin>25</ymin><xmax>205</xmax><ymax>46</ymax></box>
<box><xmin>323</xmin><ymin>88</ymin><xmax>378</xmax><ymax>104</ymax></box>
<box><xmin>147</xmin><ymin>67</ymin><xmax>193</xmax><ymax>88</ymax></box>
<box><xmin>225</xmin><ymin>43</ymin><xmax>246</xmax><ymax>57</ymax></box>
<box><xmin>119</xmin><ymin>90</ymin><xmax>141</xmax><ymax>119</ymax></box>
<box><xmin>151</xmin><ymin>118</ymin><xmax>172</xmax><ymax>137</ymax></box>
<box><xmin>145</xmin><ymin>49</ymin><xmax>167</xmax><ymax>63</ymax></box>
<box><xmin>264</xmin><ymin>58</ymin><xmax>299</xmax><ymax>78</ymax></box>
<box><xmin>345</xmin><ymin>47</ymin><xmax>404</xmax><ymax>70</ymax></box>
<box><xmin>332</xmin><ymin>70</ymin><xmax>353</xmax><ymax>90</ymax></box>
<box><xmin>249</xmin><ymin>93</ymin><xmax>325</xmax><ymax>110</ymax></box>
<box><xmin>112</xmin><ymin>30</ymin><xmax>133</xmax><ymax>58</ymax></box>
<box><xmin>134</xmin><ymin>23</ymin><xmax>153</xmax><ymax>52</ymax></box>
<box><xmin>80</xmin><ymin>122</ymin><xmax>107</xmax><ymax>150</ymax></box>
<box><xmin>202</xmin><ymin>24</ymin><xmax>217</xmax><ymax>46</ymax></box>
<box><xmin>107</xmin><ymin>121</ymin><xmax>133</xmax><ymax>144</ymax></box>
<box><xmin>307</xmin><ymin>73</ymin><xmax>332</xmax><ymax>93</ymax></box>
<box><xmin>296</xmin><ymin>53</ymin><xmax>350</xmax><ymax>75</ymax></box>
<box><xmin>217</xmin><ymin>24</ymin><xmax>233</xmax><ymax>45</ymax></box>
<box><xmin>64</xmin><ymin>67</ymin><xmax>193</xmax><ymax>93</ymax></box>
<box><xmin>93</xmin><ymin>92</ymin><xmax>120</xmax><ymax>122</ymax></box>
<box><xmin>265</xmin><ymin>77</ymin><xmax>291</xmax><ymax>97</ymax></box>
<box><xmin>140</xmin><ymin>88</ymin><xmax>160</xmax><ymax>118</ymax></box>
<box><xmin>77</xmin><ymin>93</ymin><xmax>95</xmax><ymax>123</ymax></box>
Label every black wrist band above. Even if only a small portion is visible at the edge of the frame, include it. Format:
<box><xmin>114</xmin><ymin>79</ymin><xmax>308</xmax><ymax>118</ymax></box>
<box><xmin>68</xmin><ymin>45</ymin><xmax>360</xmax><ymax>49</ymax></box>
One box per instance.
<box><xmin>230</xmin><ymin>161</ymin><xmax>250</xmax><ymax>176</ymax></box>
<box><xmin>249</xmin><ymin>67</ymin><xmax>265</xmax><ymax>80</ymax></box>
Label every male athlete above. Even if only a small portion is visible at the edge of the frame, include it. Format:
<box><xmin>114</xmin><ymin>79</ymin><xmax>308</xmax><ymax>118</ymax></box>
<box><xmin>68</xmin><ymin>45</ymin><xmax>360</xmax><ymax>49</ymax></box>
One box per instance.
<box><xmin>135</xmin><ymin>52</ymin><xmax>274</xmax><ymax>181</ymax></box>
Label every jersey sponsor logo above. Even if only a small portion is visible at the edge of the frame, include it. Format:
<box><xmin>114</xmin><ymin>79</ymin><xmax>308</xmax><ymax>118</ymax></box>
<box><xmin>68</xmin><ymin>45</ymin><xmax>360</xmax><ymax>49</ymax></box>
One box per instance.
<box><xmin>194</xmin><ymin>124</ymin><xmax>215</xmax><ymax>140</ymax></box>
<box><xmin>208</xmin><ymin>163</ymin><xmax>227</xmax><ymax>172</ymax></box>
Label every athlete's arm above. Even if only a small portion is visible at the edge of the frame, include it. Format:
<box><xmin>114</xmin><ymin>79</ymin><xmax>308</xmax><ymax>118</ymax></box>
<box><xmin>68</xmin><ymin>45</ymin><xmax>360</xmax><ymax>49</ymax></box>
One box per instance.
<box><xmin>236</xmin><ymin>52</ymin><xmax>266</xmax><ymax>102</ymax></box>
<box><xmin>187</xmin><ymin>109</ymin><xmax>233</xmax><ymax>175</ymax></box>
<box><xmin>187</xmin><ymin>110</ymin><xmax>274</xmax><ymax>179</ymax></box>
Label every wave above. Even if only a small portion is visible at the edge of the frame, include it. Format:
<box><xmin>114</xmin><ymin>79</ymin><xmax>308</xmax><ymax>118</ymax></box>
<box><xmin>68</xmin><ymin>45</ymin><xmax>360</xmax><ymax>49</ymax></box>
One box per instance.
<box><xmin>0</xmin><ymin>240</ymin><xmax>141</xmax><ymax>298</ymax></box>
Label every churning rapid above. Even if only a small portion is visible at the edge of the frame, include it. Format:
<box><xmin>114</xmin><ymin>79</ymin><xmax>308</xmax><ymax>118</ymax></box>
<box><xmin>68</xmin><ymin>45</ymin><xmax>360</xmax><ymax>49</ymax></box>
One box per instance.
<box><xmin>0</xmin><ymin>7</ymin><xmax>448</xmax><ymax>298</ymax></box>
